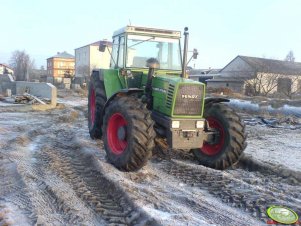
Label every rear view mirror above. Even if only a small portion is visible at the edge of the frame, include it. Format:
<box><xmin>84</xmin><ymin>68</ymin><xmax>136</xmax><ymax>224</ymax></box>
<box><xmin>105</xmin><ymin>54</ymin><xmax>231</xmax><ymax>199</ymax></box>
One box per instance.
<box><xmin>193</xmin><ymin>48</ymin><xmax>198</xmax><ymax>59</ymax></box>
<box><xmin>99</xmin><ymin>42</ymin><xmax>107</xmax><ymax>52</ymax></box>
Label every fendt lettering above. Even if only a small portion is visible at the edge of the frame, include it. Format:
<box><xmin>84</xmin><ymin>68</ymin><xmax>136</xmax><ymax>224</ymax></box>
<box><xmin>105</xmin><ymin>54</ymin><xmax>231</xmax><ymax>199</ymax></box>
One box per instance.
<box><xmin>181</xmin><ymin>94</ymin><xmax>199</xmax><ymax>99</ymax></box>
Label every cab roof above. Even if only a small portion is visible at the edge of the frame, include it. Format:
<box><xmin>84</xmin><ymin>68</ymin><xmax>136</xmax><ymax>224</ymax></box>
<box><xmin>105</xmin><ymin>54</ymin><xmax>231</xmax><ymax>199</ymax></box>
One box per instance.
<box><xmin>113</xmin><ymin>26</ymin><xmax>181</xmax><ymax>38</ymax></box>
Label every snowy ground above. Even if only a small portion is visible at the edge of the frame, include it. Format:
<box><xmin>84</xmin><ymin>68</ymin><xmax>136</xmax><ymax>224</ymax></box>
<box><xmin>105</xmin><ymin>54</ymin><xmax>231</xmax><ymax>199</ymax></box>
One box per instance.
<box><xmin>0</xmin><ymin>92</ymin><xmax>300</xmax><ymax>226</ymax></box>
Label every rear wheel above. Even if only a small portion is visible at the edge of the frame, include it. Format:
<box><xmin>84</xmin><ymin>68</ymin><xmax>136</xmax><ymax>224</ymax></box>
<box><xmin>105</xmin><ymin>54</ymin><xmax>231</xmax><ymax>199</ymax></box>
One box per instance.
<box><xmin>192</xmin><ymin>103</ymin><xmax>247</xmax><ymax>169</ymax></box>
<box><xmin>102</xmin><ymin>96</ymin><xmax>155</xmax><ymax>171</ymax></box>
<box><xmin>88</xmin><ymin>71</ymin><xmax>106</xmax><ymax>139</ymax></box>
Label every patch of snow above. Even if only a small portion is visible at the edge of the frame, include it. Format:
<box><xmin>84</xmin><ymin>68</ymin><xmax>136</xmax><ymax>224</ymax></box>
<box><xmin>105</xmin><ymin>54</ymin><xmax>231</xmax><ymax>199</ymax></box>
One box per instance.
<box><xmin>245</xmin><ymin>125</ymin><xmax>301</xmax><ymax>172</ymax></box>
<box><xmin>57</xmin><ymin>98</ymin><xmax>87</xmax><ymax>107</ymax></box>
<box><xmin>229</xmin><ymin>99</ymin><xmax>301</xmax><ymax>117</ymax></box>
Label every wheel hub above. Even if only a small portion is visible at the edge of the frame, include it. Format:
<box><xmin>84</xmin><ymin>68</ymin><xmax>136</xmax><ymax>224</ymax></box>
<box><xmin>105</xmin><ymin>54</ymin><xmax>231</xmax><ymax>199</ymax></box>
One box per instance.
<box><xmin>201</xmin><ymin>117</ymin><xmax>225</xmax><ymax>156</ymax></box>
<box><xmin>117</xmin><ymin>126</ymin><xmax>126</xmax><ymax>140</ymax></box>
<box><xmin>107</xmin><ymin>113</ymin><xmax>128</xmax><ymax>155</ymax></box>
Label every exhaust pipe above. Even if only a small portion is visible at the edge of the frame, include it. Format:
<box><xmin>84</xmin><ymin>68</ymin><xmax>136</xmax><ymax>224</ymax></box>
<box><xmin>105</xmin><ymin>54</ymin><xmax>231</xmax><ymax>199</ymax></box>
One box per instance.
<box><xmin>182</xmin><ymin>27</ymin><xmax>189</xmax><ymax>78</ymax></box>
<box><xmin>145</xmin><ymin>58</ymin><xmax>159</xmax><ymax>108</ymax></box>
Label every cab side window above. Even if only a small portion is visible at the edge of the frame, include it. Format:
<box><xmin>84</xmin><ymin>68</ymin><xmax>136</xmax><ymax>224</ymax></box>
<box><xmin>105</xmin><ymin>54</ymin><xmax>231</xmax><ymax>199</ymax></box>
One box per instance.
<box><xmin>110</xmin><ymin>37</ymin><xmax>118</xmax><ymax>68</ymax></box>
<box><xmin>117</xmin><ymin>36</ymin><xmax>125</xmax><ymax>68</ymax></box>
<box><xmin>110</xmin><ymin>36</ymin><xmax>125</xmax><ymax>69</ymax></box>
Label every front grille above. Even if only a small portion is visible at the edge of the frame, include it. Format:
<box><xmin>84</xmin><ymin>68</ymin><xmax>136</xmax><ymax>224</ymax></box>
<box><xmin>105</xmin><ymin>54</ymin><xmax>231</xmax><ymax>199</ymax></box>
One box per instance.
<box><xmin>174</xmin><ymin>84</ymin><xmax>204</xmax><ymax>115</ymax></box>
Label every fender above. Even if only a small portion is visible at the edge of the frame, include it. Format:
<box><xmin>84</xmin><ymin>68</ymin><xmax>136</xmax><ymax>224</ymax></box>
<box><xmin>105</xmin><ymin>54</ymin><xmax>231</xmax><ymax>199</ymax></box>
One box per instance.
<box><xmin>204</xmin><ymin>97</ymin><xmax>229</xmax><ymax>107</ymax></box>
<box><xmin>101</xmin><ymin>88</ymin><xmax>144</xmax><ymax>120</ymax></box>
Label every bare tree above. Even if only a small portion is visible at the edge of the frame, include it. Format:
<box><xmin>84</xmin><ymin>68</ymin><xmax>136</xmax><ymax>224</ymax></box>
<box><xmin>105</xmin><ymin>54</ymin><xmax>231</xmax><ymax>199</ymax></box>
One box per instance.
<box><xmin>285</xmin><ymin>50</ymin><xmax>295</xmax><ymax>62</ymax></box>
<box><xmin>245</xmin><ymin>73</ymin><xmax>280</xmax><ymax>96</ymax></box>
<box><xmin>9</xmin><ymin>50</ymin><xmax>35</xmax><ymax>81</ymax></box>
<box><xmin>77</xmin><ymin>65</ymin><xmax>91</xmax><ymax>84</ymax></box>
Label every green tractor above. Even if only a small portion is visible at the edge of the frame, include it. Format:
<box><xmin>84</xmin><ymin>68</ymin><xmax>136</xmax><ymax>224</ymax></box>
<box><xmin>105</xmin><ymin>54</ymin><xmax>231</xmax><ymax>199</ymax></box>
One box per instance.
<box><xmin>88</xmin><ymin>26</ymin><xmax>246</xmax><ymax>171</ymax></box>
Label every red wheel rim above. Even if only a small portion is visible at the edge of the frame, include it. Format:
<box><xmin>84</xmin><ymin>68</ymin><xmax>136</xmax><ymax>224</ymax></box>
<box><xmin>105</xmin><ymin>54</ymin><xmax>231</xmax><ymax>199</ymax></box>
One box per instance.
<box><xmin>89</xmin><ymin>87</ymin><xmax>96</xmax><ymax>127</ymax></box>
<box><xmin>107</xmin><ymin>113</ymin><xmax>128</xmax><ymax>155</ymax></box>
<box><xmin>201</xmin><ymin>117</ymin><xmax>225</xmax><ymax>156</ymax></box>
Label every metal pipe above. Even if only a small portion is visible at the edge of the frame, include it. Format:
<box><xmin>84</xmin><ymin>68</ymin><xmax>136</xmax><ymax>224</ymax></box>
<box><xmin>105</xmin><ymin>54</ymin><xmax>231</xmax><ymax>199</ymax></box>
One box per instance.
<box><xmin>182</xmin><ymin>27</ymin><xmax>189</xmax><ymax>78</ymax></box>
<box><xmin>145</xmin><ymin>58</ymin><xmax>159</xmax><ymax>109</ymax></box>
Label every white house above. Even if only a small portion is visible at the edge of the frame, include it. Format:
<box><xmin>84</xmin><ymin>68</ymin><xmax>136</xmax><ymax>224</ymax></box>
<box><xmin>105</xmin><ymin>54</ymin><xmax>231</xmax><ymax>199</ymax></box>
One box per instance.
<box><xmin>75</xmin><ymin>40</ymin><xmax>112</xmax><ymax>78</ymax></box>
<box><xmin>207</xmin><ymin>56</ymin><xmax>301</xmax><ymax>96</ymax></box>
<box><xmin>0</xmin><ymin>63</ymin><xmax>14</xmax><ymax>75</ymax></box>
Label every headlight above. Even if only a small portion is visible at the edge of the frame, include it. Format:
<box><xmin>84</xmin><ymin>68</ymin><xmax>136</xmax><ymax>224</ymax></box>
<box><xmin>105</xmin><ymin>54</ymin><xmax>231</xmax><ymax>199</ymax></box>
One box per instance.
<box><xmin>196</xmin><ymin>120</ymin><xmax>205</xmax><ymax>128</ymax></box>
<box><xmin>171</xmin><ymin>121</ymin><xmax>180</xmax><ymax>128</ymax></box>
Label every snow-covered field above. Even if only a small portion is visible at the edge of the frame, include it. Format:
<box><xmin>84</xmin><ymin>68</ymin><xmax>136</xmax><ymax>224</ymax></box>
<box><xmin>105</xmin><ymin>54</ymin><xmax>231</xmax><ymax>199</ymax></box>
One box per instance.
<box><xmin>0</xmin><ymin>93</ymin><xmax>300</xmax><ymax>225</ymax></box>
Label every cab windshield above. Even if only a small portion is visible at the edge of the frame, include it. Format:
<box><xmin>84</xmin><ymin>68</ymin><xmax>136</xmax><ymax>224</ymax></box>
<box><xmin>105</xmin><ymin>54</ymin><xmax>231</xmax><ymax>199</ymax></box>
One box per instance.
<box><xmin>126</xmin><ymin>34</ymin><xmax>182</xmax><ymax>70</ymax></box>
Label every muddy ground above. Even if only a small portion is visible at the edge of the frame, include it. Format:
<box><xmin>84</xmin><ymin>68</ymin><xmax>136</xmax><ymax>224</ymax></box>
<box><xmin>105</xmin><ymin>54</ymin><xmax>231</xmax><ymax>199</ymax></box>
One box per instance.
<box><xmin>0</xmin><ymin>92</ymin><xmax>300</xmax><ymax>226</ymax></box>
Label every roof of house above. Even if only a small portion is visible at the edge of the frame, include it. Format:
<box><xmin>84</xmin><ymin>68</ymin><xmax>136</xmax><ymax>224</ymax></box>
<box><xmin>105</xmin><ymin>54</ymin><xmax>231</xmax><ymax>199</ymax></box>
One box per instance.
<box><xmin>189</xmin><ymin>68</ymin><xmax>221</xmax><ymax>75</ymax></box>
<box><xmin>75</xmin><ymin>40</ymin><xmax>112</xmax><ymax>50</ymax></box>
<box><xmin>0</xmin><ymin>63</ymin><xmax>13</xmax><ymax>70</ymax></box>
<box><xmin>48</xmin><ymin>51</ymin><xmax>74</xmax><ymax>59</ymax></box>
<box><xmin>226</xmin><ymin>55</ymin><xmax>301</xmax><ymax>75</ymax></box>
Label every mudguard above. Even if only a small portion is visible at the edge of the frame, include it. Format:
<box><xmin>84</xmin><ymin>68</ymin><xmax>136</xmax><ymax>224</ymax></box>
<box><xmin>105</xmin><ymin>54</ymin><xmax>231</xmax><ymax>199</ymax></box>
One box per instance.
<box><xmin>101</xmin><ymin>88</ymin><xmax>144</xmax><ymax>118</ymax></box>
<box><xmin>204</xmin><ymin>97</ymin><xmax>229</xmax><ymax>106</ymax></box>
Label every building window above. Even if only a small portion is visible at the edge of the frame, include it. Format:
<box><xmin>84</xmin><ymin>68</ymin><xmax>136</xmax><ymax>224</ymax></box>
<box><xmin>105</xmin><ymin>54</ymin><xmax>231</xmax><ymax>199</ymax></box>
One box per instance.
<box><xmin>277</xmin><ymin>78</ymin><xmax>292</xmax><ymax>93</ymax></box>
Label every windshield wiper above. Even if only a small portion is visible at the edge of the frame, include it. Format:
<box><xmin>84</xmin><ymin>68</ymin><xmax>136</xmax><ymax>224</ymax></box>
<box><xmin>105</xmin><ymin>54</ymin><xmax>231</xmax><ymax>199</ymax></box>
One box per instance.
<box><xmin>128</xmin><ymin>37</ymin><xmax>155</xmax><ymax>48</ymax></box>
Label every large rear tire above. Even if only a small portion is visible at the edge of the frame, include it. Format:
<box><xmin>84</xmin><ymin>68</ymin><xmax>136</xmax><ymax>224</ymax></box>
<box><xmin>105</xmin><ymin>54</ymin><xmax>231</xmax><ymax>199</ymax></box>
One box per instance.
<box><xmin>88</xmin><ymin>71</ymin><xmax>106</xmax><ymax>139</ymax></box>
<box><xmin>102</xmin><ymin>96</ymin><xmax>155</xmax><ymax>171</ymax></box>
<box><xmin>192</xmin><ymin>103</ymin><xmax>247</xmax><ymax>170</ymax></box>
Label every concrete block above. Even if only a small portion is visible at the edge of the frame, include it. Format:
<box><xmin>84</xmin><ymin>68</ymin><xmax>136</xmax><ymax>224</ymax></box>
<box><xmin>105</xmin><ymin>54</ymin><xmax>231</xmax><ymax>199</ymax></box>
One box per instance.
<box><xmin>0</xmin><ymin>74</ymin><xmax>16</xmax><ymax>95</ymax></box>
<box><xmin>16</xmin><ymin>82</ymin><xmax>57</xmax><ymax>107</ymax></box>
<box><xmin>5</xmin><ymin>89</ymin><xmax>11</xmax><ymax>97</ymax></box>
<box><xmin>64</xmin><ymin>83</ymin><xmax>71</xmax><ymax>89</ymax></box>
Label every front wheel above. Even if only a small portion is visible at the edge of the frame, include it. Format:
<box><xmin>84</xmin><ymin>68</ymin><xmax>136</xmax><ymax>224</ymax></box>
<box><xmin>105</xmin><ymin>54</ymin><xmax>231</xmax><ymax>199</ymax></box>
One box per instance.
<box><xmin>102</xmin><ymin>96</ymin><xmax>156</xmax><ymax>171</ymax></box>
<box><xmin>192</xmin><ymin>103</ymin><xmax>247</xmax><ymax>170</ymax></box>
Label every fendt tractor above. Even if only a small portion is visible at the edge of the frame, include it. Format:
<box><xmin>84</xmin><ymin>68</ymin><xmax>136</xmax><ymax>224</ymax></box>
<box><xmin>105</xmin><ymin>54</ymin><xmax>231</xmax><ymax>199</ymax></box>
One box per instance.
<box><xmin>88</xmin><ymin>26</ymin><xmax>247</xmax><ymax>171</ymax></box>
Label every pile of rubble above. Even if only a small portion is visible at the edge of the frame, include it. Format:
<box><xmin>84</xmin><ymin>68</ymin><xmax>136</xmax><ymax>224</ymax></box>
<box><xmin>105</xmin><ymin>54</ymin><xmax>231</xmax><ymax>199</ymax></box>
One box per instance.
<box><xmin>244</xmin><ymin>115</ymin><xmax>301</xmax><ymax>130</ymax></box>
<box><xmin>14</xmin><ymin>93</ymin><xmax>50</xmax><ymax>105</ymax></box>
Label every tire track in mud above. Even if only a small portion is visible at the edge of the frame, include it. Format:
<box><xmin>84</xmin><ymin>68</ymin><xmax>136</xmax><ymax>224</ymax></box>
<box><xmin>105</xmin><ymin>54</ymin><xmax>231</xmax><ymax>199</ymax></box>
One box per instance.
<box><xmin>0</xmin><ymin>120</ymin><xmax>48</xmax><ymax>225</ymax></box>
<box><xmin>0</xmin><ymin>156</ymin><xmax>38</xmax><ymax>225</ymax></box>
<box><xmin>237</xmin><ymin>154</ymin><xmax>301</xmax><ymax>184</ymax></box>
<box><xmin>34</xmin><ymin>129</ymin><xmax>159</xmax><ymax>226</ymax></box>
<box><xmin>1</xmin><ymin>108</ymin><xmax>158</xmax><ymax>225</ymax></box>
<box><xmin>1</xmin><ymin>113</ymin><xmax>88</xmax><ymax>225</ymax></box>
<box><xmin>156</xmin><ymin>158</ymin><xmax>301</xmax><ymax>223</ymax></box>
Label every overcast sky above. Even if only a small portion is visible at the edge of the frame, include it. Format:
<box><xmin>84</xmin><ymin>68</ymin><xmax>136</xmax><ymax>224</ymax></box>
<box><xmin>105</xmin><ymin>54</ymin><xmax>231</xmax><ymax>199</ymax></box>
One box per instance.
<box><xmin>1</xmin><ymin>0</ymin><xmax>300</xmax><ymax>69</ymax></box>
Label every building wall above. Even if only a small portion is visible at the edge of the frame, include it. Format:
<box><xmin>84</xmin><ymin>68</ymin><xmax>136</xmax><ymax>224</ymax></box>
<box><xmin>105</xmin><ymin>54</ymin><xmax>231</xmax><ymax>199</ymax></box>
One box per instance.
<box><xmin>89</xmin><ymin>45</ymin><xmax>111</xmax><ymax>71</ymax></box>
<box><xmin>47</xmin><ymin>57</ymin><xmax>75</xmax><ymax>81</ymax></box>
<box><xmin>0</xmin><ymin>65</ymin><xmax>14</xmax><ymax>75</ymax></box>
<box><xmin>245</xmin><ymin>73</ymin><xmax>301</xmax><ymax>95</ymax></box>
<box><xmin>75</xmin><ymin>46</ymin><xmax>90</xmax><ymax>77</ymax></box>
<box><xmin>75</xmin><ymin>45</ymin><xmax>111</xmax><ymax>78</ymax></box>
<box><xmin>207</xmin><ymin>81</ymin><xmax>244</xmax><ymax>93</ymax></box>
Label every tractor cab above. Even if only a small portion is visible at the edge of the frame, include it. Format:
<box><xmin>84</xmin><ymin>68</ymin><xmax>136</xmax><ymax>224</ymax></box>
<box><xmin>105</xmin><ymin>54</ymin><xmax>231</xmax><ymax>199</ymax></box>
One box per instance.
<box><xmin>100</xmin><ymin>26</ymin><xmax>183</xmax><ymax>73</ymax></box>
